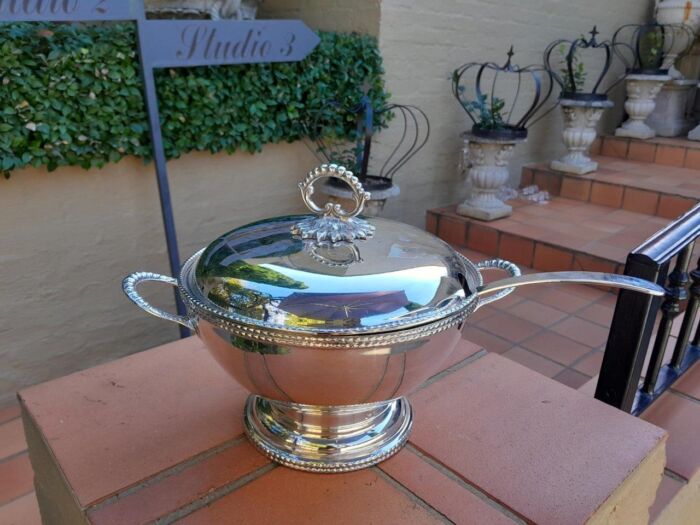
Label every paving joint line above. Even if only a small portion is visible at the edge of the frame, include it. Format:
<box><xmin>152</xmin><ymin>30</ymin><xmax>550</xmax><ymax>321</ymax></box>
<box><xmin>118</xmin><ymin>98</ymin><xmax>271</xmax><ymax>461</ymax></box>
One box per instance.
<box><xmin>418</xmin><ymin>349</ymin><xmax>487</xmax><ymax>391</ymax></box>
<box><xmin>477</xmin><ymin>291</ymin><xmax>611</xmax><ymax>378</ymax></box>
<box><xmin>0</xmin><ymin>415</ymin><xmax>21</xmax><ymax>426</ymax></box>
<box><xmin>87</xmin><ymin>435</ymin><xmax>248</xmax><ymax>512</ymax></box>
<box><xmin>0</xmin><ymin>449</ymin><xmax>28</xmax><ymax>466</ymax></box>
<box><xmin>155</xmin><ymin>463</ymin><xmax>277</xmax><ymax>524</ymax></box>
<box><xmin>0</xmin><ymin>489</ymin><xmax>35</xmax><ymax>509</ymax></box>
<box><xmin>668</xmin><ymin>389</ymin><xmax>700</xmax><ymax>406</ymax></box>
<box><xmin>374</xmin><ymin>466</ymin><xmax>455</xmax><ymax>524</ymax></box>
<box><xmin>404</xmin><ymin>444</ymin><xmax>527</xmax><ymax>524</ymax></box>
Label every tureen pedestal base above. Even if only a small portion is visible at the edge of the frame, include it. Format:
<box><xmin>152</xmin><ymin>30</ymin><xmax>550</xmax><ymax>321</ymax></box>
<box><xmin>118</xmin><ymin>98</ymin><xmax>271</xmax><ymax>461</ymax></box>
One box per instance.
<box><xmin>244</xmin><ymin>395</ymin><xmax>412</xmax><ymax>473</ymax></box>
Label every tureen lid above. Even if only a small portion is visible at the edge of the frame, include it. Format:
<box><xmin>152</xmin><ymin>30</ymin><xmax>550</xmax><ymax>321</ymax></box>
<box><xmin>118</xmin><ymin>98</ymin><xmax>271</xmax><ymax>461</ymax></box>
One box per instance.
<box><xmin>191</xmin><ymin>164</ymin><xmax>477</xmax><ymax>335</ymax></box>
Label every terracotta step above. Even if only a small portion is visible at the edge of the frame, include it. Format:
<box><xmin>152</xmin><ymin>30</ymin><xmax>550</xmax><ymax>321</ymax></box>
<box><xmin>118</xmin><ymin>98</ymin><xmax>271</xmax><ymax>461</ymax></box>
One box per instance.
<box><xmin>522</xmin><ymin>157</ymin><xmax>698</xmax><ymax>220</ymax></box>
<box><xmin>594</xmin><ymin>135</ymin><xmax>700</xmax><ymax>168</ymax></box>
<box><xmin>428</xmin><ymin>198</ymin><xmax>671</xmax><ymax>273</ymax></box>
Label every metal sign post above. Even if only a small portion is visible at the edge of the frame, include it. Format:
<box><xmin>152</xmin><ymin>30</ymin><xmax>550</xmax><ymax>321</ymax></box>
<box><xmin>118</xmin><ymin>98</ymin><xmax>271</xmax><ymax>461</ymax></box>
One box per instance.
<box><xmin>1</xmin><ymin>0</ymin><xmax>320</xmax><ymax>338</ymax></box>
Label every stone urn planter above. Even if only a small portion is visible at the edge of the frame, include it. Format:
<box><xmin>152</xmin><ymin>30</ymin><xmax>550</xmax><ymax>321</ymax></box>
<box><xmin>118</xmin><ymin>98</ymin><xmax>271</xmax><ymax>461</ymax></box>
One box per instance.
<box><xmin>552</xmin><ymin>98</ymin><xmax>614</xmax><ymax>175</ymax></box>
<box><xmin>655</xmin><ymin>0</ymin><xmax>700</xmax><ymax>79</ymax></box>
<box><xmin>615</xmin><ymin>74</ymin><xmax>672</xmax><ymax>139</ymax></box>
<box><xmin>452</xmin><ymin>49</ymin><xmax>555</xmax><ymax>221</ymax></box>
<box><xmin>457</xmin><ymin>131</ymin><xmax>526</xmax><ymax>221</ymax></box>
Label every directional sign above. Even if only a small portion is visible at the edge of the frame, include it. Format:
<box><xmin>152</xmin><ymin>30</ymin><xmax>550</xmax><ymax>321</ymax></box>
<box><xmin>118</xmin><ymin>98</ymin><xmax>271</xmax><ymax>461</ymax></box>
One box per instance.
<box><xmin>0</xmin><ymin>0</ymin><xmax>138</xmax><ymax>21</ymax></box>
<box><xmin>140</xmin><ymin>20</ymin><xmax>321</xmax><ymax>68</ymax></box>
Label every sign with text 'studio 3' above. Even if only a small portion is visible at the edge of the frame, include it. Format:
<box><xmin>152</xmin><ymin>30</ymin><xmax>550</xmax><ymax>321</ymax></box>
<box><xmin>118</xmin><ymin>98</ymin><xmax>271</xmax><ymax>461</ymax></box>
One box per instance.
<box><xmin>1</xmin><ymin>0</ymin><xmax>320</xmax><ymax>337</ymax></box>
<box><xmin>141</xmin><ymin>20</ymin><xmax>319</xmax><ymax>67</ymax></box>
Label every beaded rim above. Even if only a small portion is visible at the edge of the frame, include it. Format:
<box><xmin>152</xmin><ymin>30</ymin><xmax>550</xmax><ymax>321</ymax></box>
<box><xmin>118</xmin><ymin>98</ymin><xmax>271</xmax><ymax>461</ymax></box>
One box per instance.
<box><xmin>177</xmin><ymin>250</ymin><xmax>481</xmax><ymax>348</ymax></box>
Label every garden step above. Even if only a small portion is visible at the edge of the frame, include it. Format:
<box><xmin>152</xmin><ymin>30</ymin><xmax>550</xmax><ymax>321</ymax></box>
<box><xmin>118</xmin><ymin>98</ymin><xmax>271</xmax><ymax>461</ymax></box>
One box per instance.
<box><xmin>594</xmin><ymin>135</ymin><xmax>700</xmax><ymax>169</ymax></box>
<box><xmin>427</xmin><ymin>197</ymin><xmax>672</xmax><ymax>273</ymax></box>
<box><xmin>522</xmin><ymin>157</ymin><xmax>699</xmax><ymax>219</ymax></box>
<box><xmin>19</xmin><ymin>337</ymin><xmax>668</xmax><ymax>525</ymax></box>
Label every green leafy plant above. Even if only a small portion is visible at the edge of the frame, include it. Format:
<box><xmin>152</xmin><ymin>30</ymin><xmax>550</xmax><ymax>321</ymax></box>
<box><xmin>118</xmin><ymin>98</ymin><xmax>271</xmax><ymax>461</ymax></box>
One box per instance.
<box><xmin>639</xmin><ymin>29</ymin><xmax>664</xmax><ymax>70</ymax></box>
<box><xmin>0</xmin><ymin>23</ymin><xmax>389</xmax><ymax>178</ymax></box>
<box><xmin>461</xmin><ymin>93</ymin><xmax>506</xmax><ymax>131</ymax></box>
<box><xmin>558</xmin><ymin>44</ymin><xmax>587</xmax><ymax>93</ymax></box>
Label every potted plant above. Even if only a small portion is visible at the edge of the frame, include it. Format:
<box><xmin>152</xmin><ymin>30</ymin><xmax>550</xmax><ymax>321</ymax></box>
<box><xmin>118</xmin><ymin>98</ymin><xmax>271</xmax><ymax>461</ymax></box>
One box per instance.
<box><xmin>452</xmin><ymin>47</ymin><xmax>556</xmax><ymax>221</ymax></box>
<box><xmin>545</xmin><ymin>28</ymin><xmax>616</xmax><ymax>175</ymax></box>
<box><xmin>612</xmin><ymin>22</ymin><xmax>689</xmax><ymax>139</ymax></box>
<box><xmin>304</xmin><ymin>96</ymin><xmax>430</xmax><ymax>217</ymax></box>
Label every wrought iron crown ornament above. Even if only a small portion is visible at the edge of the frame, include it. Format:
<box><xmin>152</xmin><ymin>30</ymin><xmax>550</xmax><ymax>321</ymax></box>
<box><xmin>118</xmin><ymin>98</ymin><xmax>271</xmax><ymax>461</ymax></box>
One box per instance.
<box><xmin>452</xmin><ymin>46</ymin><xmax>557</xmax><ymax>140</ymax></box>
<box><xmin>544</xmin><ymin>27</ymin><xmax>616</xmax><ymax>102</ymax></box>
<box><xmin>612</xmin><ymin>21</ymin><xmax>694</xmax><ymax>75</ymax></box>
<box><xmin>302</xmin><ymin>88</ymin><xmax>430</xmax><ymax>192</ymax></box>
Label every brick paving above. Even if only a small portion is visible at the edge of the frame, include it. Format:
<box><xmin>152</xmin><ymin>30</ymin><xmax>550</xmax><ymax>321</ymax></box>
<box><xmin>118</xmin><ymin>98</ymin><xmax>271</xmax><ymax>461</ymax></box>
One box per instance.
<box><xmin>460</xmin><ymin>248</ymin><xmax>615</xmax><ymax>388</ymax></box>
<box><xmin>0</xmin><ymin>407</ymin><xmax>40</xmax><ymax>525</ymax></box>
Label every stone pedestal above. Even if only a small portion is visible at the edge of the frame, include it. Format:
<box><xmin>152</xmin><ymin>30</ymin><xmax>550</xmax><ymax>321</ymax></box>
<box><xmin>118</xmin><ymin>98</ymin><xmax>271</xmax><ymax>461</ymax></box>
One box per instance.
<box><xmin>457</xmin><ymin>133</ymin><xmax>525</xmax><ymax>221</ymax></box>
<box><xmin>616</xmin><ymin>74</ymin><xmax>672</xmax><ymax>140</ymax></box>
<box><xmin>18</xmin><ymin>337</ymin><xmax>668</xmax><ymax>525</ymax></box>
<box><xmin>551</xmin><ymin>99</ymin><xmax>614</xmax><ymax>175</ymax></box>
<box><xmin>648</xmin><ymin>79</ymin><xmax>698</xmax><ymax>137</ymax></box>
<box><xmin>321</xmin><ymin>180</ymin><xmax>400</xmax><ymax>217</ymax></box>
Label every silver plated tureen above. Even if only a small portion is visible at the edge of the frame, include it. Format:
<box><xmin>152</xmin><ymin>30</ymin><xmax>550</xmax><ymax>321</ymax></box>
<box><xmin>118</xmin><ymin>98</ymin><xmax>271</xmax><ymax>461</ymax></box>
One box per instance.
<box><xmin>124</xmin><ymin>164</ymin><xmax>665</xmax><ymax>473</ymax></box>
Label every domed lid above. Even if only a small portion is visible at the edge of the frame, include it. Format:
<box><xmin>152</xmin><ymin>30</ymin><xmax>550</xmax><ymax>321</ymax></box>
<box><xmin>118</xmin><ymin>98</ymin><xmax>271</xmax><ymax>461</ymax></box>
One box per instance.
<box><xmin>189</xmin><ymin>165</ymin><xmax>478</xmax><ymax>335</ymax></box>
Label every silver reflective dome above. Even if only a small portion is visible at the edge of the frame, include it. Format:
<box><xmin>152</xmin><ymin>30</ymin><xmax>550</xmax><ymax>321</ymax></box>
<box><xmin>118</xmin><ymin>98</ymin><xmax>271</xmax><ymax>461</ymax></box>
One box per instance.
<box><xmin>193</xmin><ymin>215</ymin><xmax>478</xmax><ymax>335</ymax></box>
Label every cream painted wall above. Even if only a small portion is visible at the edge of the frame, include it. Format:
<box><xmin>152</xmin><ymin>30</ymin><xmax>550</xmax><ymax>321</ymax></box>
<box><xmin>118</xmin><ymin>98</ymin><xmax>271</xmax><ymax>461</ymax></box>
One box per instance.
<box><xmin>376</xmin><ymin>0</ymin><xmax>654</xmax><ymax>225</ymax></box>
<box><xmin>0</xmin><ymin>0</ymin><xmax>655</xmax><ymax>402</ymax></box>
<box><xmin>0</xmin><ymin>144</ymin><xmax>318</xmax><ymax>404</ymax></box>
<box><xmin>261</xmin><ymin>0</ymin><xmax>381</xmax><ymax>36</ymax></box>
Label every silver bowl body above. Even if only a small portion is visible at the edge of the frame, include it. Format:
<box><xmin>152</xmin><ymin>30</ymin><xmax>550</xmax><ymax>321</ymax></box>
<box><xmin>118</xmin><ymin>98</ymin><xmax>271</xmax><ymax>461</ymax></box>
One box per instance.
<box><xmin>125</xmin><ymin>247</ymin><xmax>492</xmax><ymax>472</ymax></box>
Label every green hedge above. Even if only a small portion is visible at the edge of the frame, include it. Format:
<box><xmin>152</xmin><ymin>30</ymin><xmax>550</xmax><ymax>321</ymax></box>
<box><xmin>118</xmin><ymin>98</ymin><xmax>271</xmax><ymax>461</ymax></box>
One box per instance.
<box><xmin>0</xmin><ymin>23</ymin><xmax>388</xmax><ymax>177</ymax></box>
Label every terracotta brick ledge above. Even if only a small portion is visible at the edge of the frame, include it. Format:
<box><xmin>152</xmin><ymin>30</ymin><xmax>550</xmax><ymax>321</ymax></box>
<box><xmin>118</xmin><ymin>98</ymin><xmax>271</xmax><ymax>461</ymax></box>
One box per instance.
<box><xmin>18</xmin><ymin>337</ymin><xmax>667</xmax><ymax>524</ymax></box>
<box><xmin>428</xmin><ymin>199</ymin><xmax>670</xmax><ymax>273</ymax></box>
<box><xmin>522</xmin><ymin>159</ymin><xmax>698</xmax><ymax>219</ymax></box>
<box><xmin>594</xmin><ymin>135</ymin><xmax>700</xmax><ymax>169</ymax></box>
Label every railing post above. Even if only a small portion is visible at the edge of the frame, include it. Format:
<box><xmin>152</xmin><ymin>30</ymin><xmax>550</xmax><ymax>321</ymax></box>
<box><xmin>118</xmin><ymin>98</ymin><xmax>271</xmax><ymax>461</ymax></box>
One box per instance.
<box><xmin>643</xmin><ymin>247</ymin><xmax>691</xmax><ymax>393</ymax></box>
<box><xmin>672</xmin><ymin>249</ymin><xmax>698</xmax><ymax>368</ymax></box>
<box><xmin>595</xmin><ymin>255</ymin><xmax>663</xmax><ymax>412</ymax></box>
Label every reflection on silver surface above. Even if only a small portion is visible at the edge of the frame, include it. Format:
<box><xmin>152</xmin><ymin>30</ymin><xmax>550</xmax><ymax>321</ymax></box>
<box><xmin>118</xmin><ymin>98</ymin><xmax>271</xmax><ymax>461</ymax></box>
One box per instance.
<box><xmin>194</xmin><ymin>217</ymin><xmax>476</xmax><ymax>334</ymax></box>
<box><xmin>244</xmin><ymin>396</ymin><xmax>412</xmax><ymax>473</ymax></box>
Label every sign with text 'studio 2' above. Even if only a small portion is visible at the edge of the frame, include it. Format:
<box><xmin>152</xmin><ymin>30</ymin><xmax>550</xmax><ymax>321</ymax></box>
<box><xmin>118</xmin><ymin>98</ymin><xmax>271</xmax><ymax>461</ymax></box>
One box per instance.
<box><xmin>1</xmin><ymin>0</ymin><xmax>320</xmax><ymax>337</ymax></box>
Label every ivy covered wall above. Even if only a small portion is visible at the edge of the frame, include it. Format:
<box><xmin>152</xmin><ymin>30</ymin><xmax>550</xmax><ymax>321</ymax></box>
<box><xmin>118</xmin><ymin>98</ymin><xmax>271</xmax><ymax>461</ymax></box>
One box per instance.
<box><xmin>0</xmin><ymin>23</ymin><xmax>388</xmax><ymax>177</ymax></box>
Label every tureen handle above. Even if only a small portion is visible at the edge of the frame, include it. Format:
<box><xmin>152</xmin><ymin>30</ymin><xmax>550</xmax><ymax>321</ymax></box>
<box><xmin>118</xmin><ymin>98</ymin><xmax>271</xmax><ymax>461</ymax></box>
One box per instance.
<box><xmin>299</xmin><ymin>164</ymin><xmax>371</xmax><ymax>219</ymax></box>
<box><xmin>292</xmin><ymin>164</ymin><xmax>376</xmax><ymax>244</ymax></box>
<box><xmin>474</xmin><ymin>259</ymin><xmax>522</xmax><ymax>310</ymax></box>
<box><xmin>122</xmin><ymin>272</ymin><xmax>195</xmax><ymax>330</ymax></box>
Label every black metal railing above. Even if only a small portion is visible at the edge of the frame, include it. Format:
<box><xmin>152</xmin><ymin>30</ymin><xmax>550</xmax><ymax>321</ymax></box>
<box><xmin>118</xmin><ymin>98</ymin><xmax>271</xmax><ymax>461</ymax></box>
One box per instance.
<box><xmin>595</xmin><ymin>204</ymin><xmax>700</xmax><ymax>415</ymax></box>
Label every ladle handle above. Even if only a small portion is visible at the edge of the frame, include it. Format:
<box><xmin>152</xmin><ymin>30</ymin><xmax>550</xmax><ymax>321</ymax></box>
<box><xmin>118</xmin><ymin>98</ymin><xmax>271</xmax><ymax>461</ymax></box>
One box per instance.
<box><xmin>474</xmin><ymin>259</ymin><xmax>522</xmax><ymax>310</ymax></box>
<box><xmin>477</xmin><ymin>271</ymin><xmax>666</xmax><ymax>299</ymax></box>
